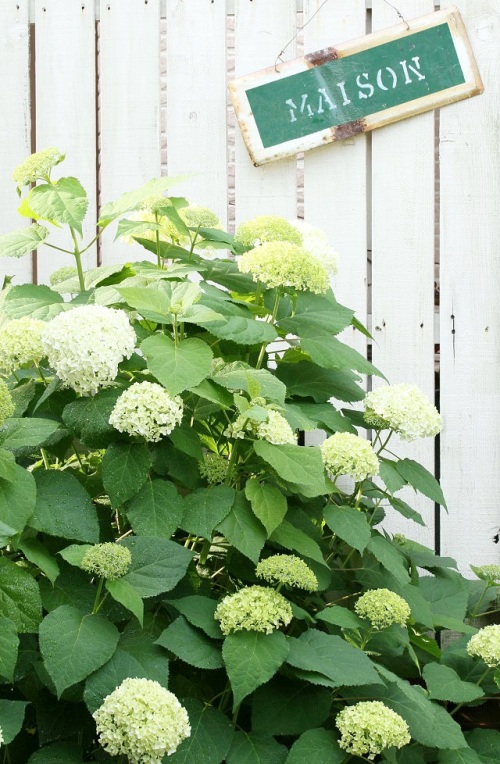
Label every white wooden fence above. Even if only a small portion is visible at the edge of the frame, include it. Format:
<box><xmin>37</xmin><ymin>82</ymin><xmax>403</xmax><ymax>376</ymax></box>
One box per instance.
<box><xmin>0</xmin><ymin>0</ymin><xmax>499</xmax><ymax>574</ymax></box>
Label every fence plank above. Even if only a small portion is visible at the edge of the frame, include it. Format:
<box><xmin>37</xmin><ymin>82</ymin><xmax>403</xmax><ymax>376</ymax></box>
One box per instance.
<box><xmin>35</xmin><ymin>0</ymin><xmax>97</xmax><ymax>284</ymax></box>
<box><xmin>371</xmin><ymin>0</ymin><xmax>436</xmax><ymax>546</ymax></box>
<box><xmin>99</xmin><ymin>0</ymin><xmax>161</xmax><ymax>264</ymax></box>
<box><xmin>233</xmin><ymin>0</ymin><xmax>297</xmax><ymax>226</ymax></box>
<box><xmin>0</xmin><ymin>1</ymin><xmax>32</xmax><ymax>286</ymax></box>
<box><xmin>439</xmin><ymin>0</ymin><xmax>500</xmax><ymax>573</ymax></box>
<box><xmin>165</xmin><ymin>1</ymin><xmax>228</xmax><ymax>226</ymax></box>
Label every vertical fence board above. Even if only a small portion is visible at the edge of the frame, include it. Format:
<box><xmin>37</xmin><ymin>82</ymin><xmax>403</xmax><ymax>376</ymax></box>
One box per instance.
<box><xmin>233</xmin><ymin>0</ymin><xmax>297</xmax><ymax>226</ymax></box>
<box><xmin>35</xmin><ymin>0</ymin><xmax>97</xmax><ymax>283</ymax></box>
<box><xmin>165</xmin><ymin>1</ymin><xmax>228</xmax><ymax>226</ymax></box>
<box><xmin>440</xmin><ymin>0</ymin><xmax>500</xmax><ymax>573</ymax></box>
<box><xmin>371</xmin><ymin>0</ymin><xmax>436</xmax><ymax>545</ymax></box>
<box><xmin>99</xmin><ymin>0</ymin><xmax>161</xmax><ymax>264</ymax></box>
<box><xmin>0</xmin><ymin>2</ymin><xmax>32</xmax><ymax>285</ymax></box>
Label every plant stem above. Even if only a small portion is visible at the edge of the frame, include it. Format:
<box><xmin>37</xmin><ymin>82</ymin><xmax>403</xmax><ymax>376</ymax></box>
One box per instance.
<box><xmin>199</xmin><ymin>538</ymin><xmax>211</xmax><ymax>566</ymax></box>
<box><xmin>154</xmin><ymin>212</ymin><xmax>162</xmax><ymax>268</ymax></box>
<box><xmin>450</xmin><ymin>665</ymin><xmax>492</xmax><ymax>716</ymax></box>
<box><xmin>34</xmin><ymin>361</ymin><xmax>47</xmax><ymax>385</ymax></box>
<box><xmin>92</xmin><ymin>576</ymin><xmax>105</xmax><ymax>614</ymax></box>
<box><xmin>232</xmin><ymin>703</ymin><xmax>240</xmax><ymax>728</ymax></box>
<box><xmin>40</xmin><ymin>448</ymin><xmax>51</xmax><ymax>470</ymax></box>
<box><xmin>256</xmin><ymin>289</ymin><xmax>281</xmax><ymax>369</ymax></box>
<box><xmin>70</xmin><ymin>227</ymin><xmax>85</xmax><ymax>292</ymax></box>
<box><xmin>470</xmin><ymin>582</ymin><xmax>491</xmax><ymax>619</ymax></box>
<box><xmin>44</xmin><ymin>242</ymin><xmax>74</xmax><ymax>255</ymax></box>
<box><xmin>72</xmin><ymin>442</ymin><xmax>85</xmax><ymax>472</ymax></box>
<box><xmin>224</xmin><ymin>441</ymin><xmax>240</xmax><ymax>487</ymax></box>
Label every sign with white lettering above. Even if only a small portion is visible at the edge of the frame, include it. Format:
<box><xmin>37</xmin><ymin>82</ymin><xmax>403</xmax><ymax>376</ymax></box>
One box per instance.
<box><xmin>229</xmin><ymin>7</ymin><xmax>483</xmax><ymax>166</ymax></box>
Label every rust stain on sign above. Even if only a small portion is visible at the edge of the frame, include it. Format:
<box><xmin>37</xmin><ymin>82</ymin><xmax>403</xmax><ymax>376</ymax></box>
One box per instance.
<box><xmin>229</xmin><ymin>6</ymin><xmax>483</xmax><ymax>166</ymax></box>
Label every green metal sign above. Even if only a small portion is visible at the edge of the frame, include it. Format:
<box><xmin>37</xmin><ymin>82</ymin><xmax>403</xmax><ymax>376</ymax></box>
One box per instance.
<box><xmin>246</xmin><ymin>24</ymin><xmax>464</xmax><ymax>149</ymax></box>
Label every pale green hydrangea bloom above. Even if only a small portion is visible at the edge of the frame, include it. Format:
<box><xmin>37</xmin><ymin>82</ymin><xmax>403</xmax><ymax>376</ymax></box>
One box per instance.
<box><xmin>336</xmin><ymin>701</ymin><xmax>410</xmax><ymax>760</ymax></box>
<box><xmin>467</xmin><ymin>624</ymin><xmax>500</xmax><ymax>667</ymax></box>
<box><xmin>122</xmin><ymin>208</ymin><xmax>179</xmax><ymax>245</ymax></box>
<box><xmin>364</xmin><ymin>383</ymin><xmax>442</xmax><ymax>441</ymax></box>
<box><xmin>93</xmin><ymin>678</ymin><xmax>190</xmax><ymax>763</ymax></box>
<box><xmin>182</xmin><ymin>205</ymin><xmax>221</xmax><ymax>230</ymax></box>
<box><xmin>256</xmin><ymin>554</ymin><xmax>318</xmax><ymax>592</ymax></box>
<box><xmin>12</xmin><ymin>147</ymin><xmax>64</xmax><ymax>186</ymax></box>
<box><xmin>472</xmin><ymin>564</ymin><xmax>500</xmax><ymax>583</ymax></box>
<box><xmin>321</xmin><ymin>432</ymin><xmax>379</xmax><ymax>481</ymax></box>
<box><xmin>237</xmin><ymin>241</ymin><xmax>329</xmax><ymax>294</ymax></box>
<box><xmin>225</xmin><ymin>409</ymin><xmax>296</xmax><ymax>445</ymax></box>
<box><xmin>214</xmin><ymin>585</ymin><xmax>293</xmax><ymax>635</ymax></box>
<box><xmin>290</xmin><ymin>219</ymin><xmax>340</xmax><ymax>276</ymax></box>
<box><xmin>81</xmin><ymin>543</ymin><xmax>131</xmax><ymax>580</ymax></box>
<box><xmin>41</xmin><ymin>305</ymin><xmax>136</xmax><ymax>396</ymax></box>
<box><xmin>198</xmin><ymin>452</ymin><xmax>228</xmax><ymax>485</ymax></box>
<box><xmin>355</xmin><ymin>588</ymin><xmax>411</xmax><ymax>630</ymax></box>
<box><xmin>0</xmin><ymin>381</ymin><xmax>15</xmax><ymax>427</ymax></box>
<box><xmin>49</xmin><ymin>266</ymin><xmax>78</xmax><ymax>286</ymax></box>
<box><xmin>0</xmin><ymin>317</ymin><xmax>46</xmax><ymax>375</ymax></box>
<box><xmin>235</xmin><ymin>215</ymin><xmax>302</xmax><ymax>248</ymax></box>
<box><xmin>109</xmin><ymin>381</ymin><xmax>183</xmax><ymax>442</ymax></box>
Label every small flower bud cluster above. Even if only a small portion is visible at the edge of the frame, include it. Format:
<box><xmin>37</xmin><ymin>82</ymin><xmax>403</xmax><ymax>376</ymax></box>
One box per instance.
<box><xmin>12</xmin><ymin>147</ymin><xmax>64</xmax><ymax>186</ymax></box>
<box><xmin>109</xmin><ymin>381</ymin><xmax>183</xmax><ymax>442</ymax></box>
<box><xmin>256</xmin><ymin>554</ymin><xmax>318</xmax><ymax>592</ymax></box>
<box><xmin>472</xmin><ymin>564</ymin><xmax>500</xmax><ymax>583</ymax></box>
<box><xmin>214</xmin><ymin>585</ymin><xmax>293</xmax><ymax>635</ymax></box>
<box><xmin>363</xmin><ymin>383</ymin><xmax>442</xmax><ymax>441</ymax></box>
<box><xmin>0</xmin><ymin>381</ymin><xmax>15</xmax><ymax>427</ymax></box>
<box><xmin>0</xmin><ymin>317</ymin><xmax>46</xmax><ymax>375</ymax></box>
<box><xmin>81</xmin><ymin>543</ymin><xmax>132</xmax><ymax>580</ymax></box>
<box><xmin>225</xmin><ymin>409</ymin><xmax>296</xmax><ymax>445</ymax></box>
<box><xmin>198</xmin><ymin>452</ymin><xmax>228</xmax><ymax>485</ymax></box>
<box><xmin>321</xmin><ymin>432</ymin><xmax>379</xmax><ymax>481</ymax></box>
<box><xmin>237</xmin><ymin>242</ymin><xmax>329</xmax><ymax>294</ymax></box>
<box><xmin>355</xmin><ymin>588</ymin><xmax>411</xmax><ymax>630</ymax></box>
<box><xmin>467</xmin><ymin>624</ymin><xmax>500</xmax><ymax>667</ymax></box>
<box><xmin>336</xmin><ymin>701</ymin><xmax>411</xmax><ymax>759</ymax></box>
<box><xmin>93</xmin><ymin>678</ymin><xmax>191</xmax><ymax>763</ymax></box>
<box><xmin>41</xmin><ymin>305</ymin><xmax>136</xmax><ymax>396</ymax></box>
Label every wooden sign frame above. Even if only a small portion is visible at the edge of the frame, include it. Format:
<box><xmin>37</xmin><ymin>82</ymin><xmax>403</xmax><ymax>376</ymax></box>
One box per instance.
<box><xmin>229</xmin><ymin>6</ymin><xmax>483</xmax><ymax>166</ymax></box>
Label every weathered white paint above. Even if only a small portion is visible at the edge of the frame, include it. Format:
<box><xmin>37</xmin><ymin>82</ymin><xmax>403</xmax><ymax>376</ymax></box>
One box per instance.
<box><xmin>0</xmin><ymin>2</ymin><xmax>32</xmax><ymax>285</ymax></box>
<box><xmin>439</xmin><ymin>0</ymin><xmax>500</xmax><ymax>574</ymax></box>
<box><xmin>233</xmin><ymin>0</ymin><xmax>297</xmax><ymax>226</ymax></box>
<box><xmin>35</xmin><ymin>0</ymin><xmax>97</xmax><ymax>284</ymax></box>
<box><xmin>99</xmin><ymin>0</ymin><xmax>161</xmax><ymax>264</ymax></box>
<box><xmin>165</xmin><ymin>0</ymin><xmax>228</xmax><ymax>228</ymax></box>
<box><xmin>371</xmin><ymin>0</ymin><xmax>436</xmax><ymax>546</ymax></box>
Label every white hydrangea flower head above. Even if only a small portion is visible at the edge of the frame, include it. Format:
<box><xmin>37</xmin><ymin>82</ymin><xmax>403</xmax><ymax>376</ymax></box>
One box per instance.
<box><xmin>472</xmin><ymin>564</ymin><xmax>500</xmax><ymax>583</ymax></box>
<box><xmin>467</xmin><ymin>624</ymin><xmax>500</xmax><ymax>667</ymax></box>
<box><xmin>224</xmin><ymin>409</ymin><xmax>296</xmax><ymax>445</ymax></box>
<box><xmin>109</xmin><ymin>381</ymin><xmax>183</xmax><ymax>442</ymax></box>
<box><xmin>0</xmin><ymin>317</ymin><xmax>46</xmax><ymax>375</ymax></box>
<box><xmin>214</xmin><ymin>585</ymin><xmax>293</xmax><ymax>635</ymax></box>
<box><xmin>289</xmin><ymin>219</ymin><xmax>340</xmax><ymax>276</ymax></box>
<box><xmin>235</xmin><ymin>215</ymin><xmax>302</xmax><ymax>248</ymax></box>
<box><xmin>364</xmin><ymin>383</ymin><xmax>442</xmax><ymax>441</ymax></box>
<box><xmin>41</xmin><ymin>305</ymin><xmax>136</xmax><ymax>396</ymax></box>
<box><xmin>321</xmin><ymin>432</ymin><xmax>379</xmax><ymax>481</ymax></box>
<box><xmin>0</xmin><ymin>380</ymin><xmax>15</xmax><ymax>427</ymax></box>
<box><xmin>354</xmin><ymin>588</ymin><xmax>411</xmax><ymax>630</ymax></box>
<box><xmin>81</xmin><ymin>543</ymin><xmax>132</xmax><ymax>580</ymax></box>
<box><xmin>336</xmin><ymin>701</ymin><xmax>410</xmax><ymax>760</ymax></box>
<box><xmin>237</xmin><ymin>242</ymin><xmax>329</xmax><ymax>294</ymax></box>
<box><xmin>256</xmin><ymin>554</ymin><xmax>318</xmax><ymax>592</ymax></box>
<box><xmin>12</xmin><ymin>147</ymin><xmax>64</xmax><ymax>186</ymax></box>
<box><xmin>93</xmin><ymin>678</ymin><xmax>191</xmax><ymax>763</ymax></box>
<box><xmin>198</xmin><ymin>452</ymin><xmax>228</xmax><ymax>485</ymax></box>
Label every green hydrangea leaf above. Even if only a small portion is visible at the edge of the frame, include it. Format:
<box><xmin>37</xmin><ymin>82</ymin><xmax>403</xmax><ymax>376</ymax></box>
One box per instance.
<box><xmin>125</xmin><ymin>478</ymin><xmax>184</xmax><ymax>538</ymax></box>
<box><xmin>39</xmin><ymin>605</ymin><xmax>120</xmax><ymax>697</ymax></box>
<box><xmin>419</xmin><ymin>573</ymin><xmax>469</xmax><ymax>629</ymax></box>
<box><xmin>181</xmin><ymin>485</ymin><xmax>235</xmax><ymax>539</ymax></box>
<box><xmin>396</xmin><ymin>458</ymin><xmax>447</xmax><ymax>508</ymax></box>
<box><xmin>31</xmin><ymin>470</ymin><xmax>99</xmax><ymax>543</ymax></box>
<box><xmin>0</xmin><ymin>556</ymin><xmax>42</xmax><ymax>632</ymax></box>
<box><xmin>316</xmin><ymin>605</ymin><xmax>365</xmax><ymax>631</ymax></box>
<box><xmin>0</xmin><ymin>224</ymin><xmax>49</xmax><ymax>259</ymax></box>
<box><xmin>251</xmin><ymin>677</ymin><xmax>331</xmax><ymax>736</ymax></box>
<box><xmin>284</xmin><ymin>402</ymin><xmax>356</xmax><ymax>434</ymax></box>
<box><xmin>119</xmin><ymin>625</ymin><xmax>170</xmax><ymax>684</ymax></box>
<box><xmin>366</xmin><ymin>535</ymin><xmax>410</xmax><ymax>586</ymax></box>
<box><xmin>323</xmin><ymin>505</ymin><xmax>371</xmax><ymax>553</ymax></box>
<box><xmin>436</xmin><ymin>748</ymin><xmax>483</xmax><ymax>763</ymax></box>
<box><xmin>245</xmin><ymin>479</ymin><xmax>287</xmax><ymax>537</ymax></box>
<box><xmin>379</xmin><ymin>458</ymin><xmax>407</xmax><ymax>494</ymax></box>
<box><xmin>121</xmin><ymin>536</ymin><xmax>193</xmax><ymax>598</ymax></box>
<box><xmin>18</xmin><ymin>537</ymin><xmax>60</xmax><ymax>583</ymax></box>
<box><xmin>156</xmin><ymin>615</ymin><xmax>223</xmax><ymax>670</ymax></box>
<box><xmin>168</xmin><ymin>697</ymin><xmax>234</xmax><ymax>764</ymax></box>
<box><xmin>217</xmin><ymin>491</ymin><xmax>266</xmax><ymax>564</ymax></box>
<box><xmin>27</xmin><ymin>742</ymin><xmax>84</xmax><ymax>763</ymax></box>
<box><xmin>466</xmin><ymin>728</ymin><xmax>500</xmax><ymax>763</ymax></box>
<box><xmin>423</xmin><ymin>663</ymin><xmax>485</xmax><ymax>703</ymax></box>
<box><xmin>98</xmin><ymin>176</ymin><xmax>189</xmax><ymax>227</ymax></box>
<box><xmin>62</xmin><ymin>388</ymin><xmax>123</xmax><ymax>448</ymax></box>
<box><xmin>253</xmin><ymin>442</ymin><xmax>324</xmax><ymax>487</ymax></box>
<box><xmin>276</xmin><ymin>361</ymin><xmax>364</xmax><ymax>403</ymax></box>
<box><xmin>226</xmin><ymin>732</ymin><xmax>287</xmax><ymax>764</ymax></box>
<box><xmin>165</xmin><ymin>596</ymin><xmax>222</xmax><ymax>640</ymax></box>
<box><xmin>83</xmin><ymin>648</ymin><xmax>146</xmax><ymax>714</ymax></box>
<box><xmin>3</xmin><ymin>283</ymin><xmax>67</xmax><ymax>320</ymax></box>
<box><xmin>28</xmin><ymin>177</ymin><xmax>88</xmax><ymax>236</ymax></box>
<box><xmin>301</xmin><ymin>336</ymin><xmax>384</xmax><ymax>377</ymax></box>
<box><xmin>0</xmin><ymin>699</ymin><xmax>29</xmax><ymax>744</ymax></box>
<box><xmin>142</xmin><ymin>334</ymin><xmax>213</xmax><ymax>395</ymax></box>
<box><xmin>102</xmin><ymin>441</ymin><xmax>152</xmax><ymax>507</ymax></box>
<box><xmin>106</xmin><ymin>578</ymin><xmax>144</xmax><ymax>626</ymax></box>
<box><xmin>0</xmin><ymin>418</ymin><xmax>64</xmax><ymax>457</ymax></box>
<box><xmin>0</xmin><ymin>615</ymin><xmax>19</xmax><ymax>681</ymax></box>
<box><xmin>223</xmin><ymin>631</ymin><xmax>289</xmax><ymax>708</ymax></box>
<box><xmin>0</xmin><ymin>462</ymin><xmax>36</xmax><ymax>539</ymax></box>
<box><xmin>286</xmin><ymin>729</ymin><xmax>344</xmax><ymax>763</ymax></box>
<box><xmin>269</xmin><ymin>520</ymin><xmax>326</xmax><ymax>566</ymax></box>
<box><xmin>210</xmin><ymin>366</ymin><xmax>286</xmax><ymax>405</ymax></box>
<box><xmin>277</xmin><ymin>291</ymin><xmax>354</xmax><ymax>338</ymax></box>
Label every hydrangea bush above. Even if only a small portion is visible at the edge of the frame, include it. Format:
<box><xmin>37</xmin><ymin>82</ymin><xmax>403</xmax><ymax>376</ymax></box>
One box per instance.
<box><xmin>0</xmin><ymin>149</ymin><xmax>499</xmax><ymax>762</ymax></box>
